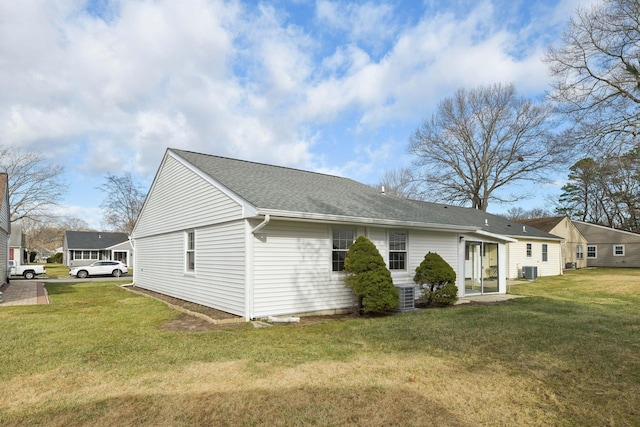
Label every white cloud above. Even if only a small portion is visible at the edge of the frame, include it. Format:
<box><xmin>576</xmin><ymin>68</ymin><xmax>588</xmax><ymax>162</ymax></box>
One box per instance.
<box><xmin>0</xmin><ymin>0</ymin><xmax>579</xmax><ymax>223</ymax></box>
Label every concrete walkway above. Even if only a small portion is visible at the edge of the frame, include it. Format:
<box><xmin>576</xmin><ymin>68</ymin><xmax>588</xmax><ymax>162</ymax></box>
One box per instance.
<box><xmin>0</xmin><ymin>281</ymin><xmax>49</xmax><ymax>306</ymax></box>
<box><xmin>455</xmin><ymin>294</ymin><xmax>526</xmax><ymax>305</ymax></box>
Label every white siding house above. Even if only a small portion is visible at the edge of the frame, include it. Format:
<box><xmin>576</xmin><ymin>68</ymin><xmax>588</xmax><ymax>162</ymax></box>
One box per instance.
<box><xmin>132</xmin><ymin>149</ymin><xmax>561</xmax><ymax>320</ymax></box>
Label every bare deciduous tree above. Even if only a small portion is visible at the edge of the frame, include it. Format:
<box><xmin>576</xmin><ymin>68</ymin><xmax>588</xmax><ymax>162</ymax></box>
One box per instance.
<box><xmin>376</xmin><ymin>168</ymin><xmax>423</xmax><ymax>200</ymax></box>
<box><xmin>408</xmin><ymin>83</ymin><xmax>567</xmax><ymax>211</ymax></box>
<box><xmin>99</xmin><ymin>173</ymin><xmax>146</xmax><ymax>234</ymax></box>
<box><xmin>546</xmin><ymin>0</ymin><xmax>640</xmax><ymax>154</ymax></box>
<box><xmin>0</xmin><ymin>146</ymin><xmax>67</xmax><ymax>222</ymax></box>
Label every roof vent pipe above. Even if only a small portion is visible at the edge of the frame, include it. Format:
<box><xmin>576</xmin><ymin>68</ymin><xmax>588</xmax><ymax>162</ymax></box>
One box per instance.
<box><xmin>523</xmin><ymin>225</ymin><xmax>527</xmax><ymax>232</ymax></box>
<box><xmin>484</xmin><ymin>218</ymin><xmax>489</xmax><ymax>226</ymax></box>
<box><xmin>381</xmin><ymin>186</ymin><xmax>385</xmax><ymax>195</ymax></box>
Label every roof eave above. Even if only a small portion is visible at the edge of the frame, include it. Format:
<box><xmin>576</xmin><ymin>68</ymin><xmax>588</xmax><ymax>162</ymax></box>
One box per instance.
<box><xmin>255</xmin><ymin>209</ymin><xmax>479</xmax><ymax>232</ymax></box>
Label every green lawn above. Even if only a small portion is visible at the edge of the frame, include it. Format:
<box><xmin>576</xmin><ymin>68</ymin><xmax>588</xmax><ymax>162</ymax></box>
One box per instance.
<box><xmin>0</xmin><ymin>270</ymin><xmax>639</xmax><ymax>426</ymax></box>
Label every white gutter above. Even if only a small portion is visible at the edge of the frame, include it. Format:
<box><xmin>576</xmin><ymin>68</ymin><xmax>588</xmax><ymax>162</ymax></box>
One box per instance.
<box><xmin>251</xmin><ymin>214</ymin><xmax>271</xmax><ymax>234</ymax></box>
<box><xmin>254</xmin><ymin>210</ymin><xmax>478</xmax><ymax>232</ymax></box>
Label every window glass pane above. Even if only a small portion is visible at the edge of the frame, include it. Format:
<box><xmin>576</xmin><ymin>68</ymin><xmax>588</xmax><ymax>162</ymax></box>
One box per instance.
<box><xmin>542</xmin><ymin>244</ymin><xmax>548</xmax><ymax>262</ymax></box>
<box><xmin>389</xmin><ymin>252</ymin><xmax>406</xmax><ymax>270</ymax></box>
<box><xmin>388</xmin><ymin>232</ymin><xmax>407</xmax><ymax>270</ymax></box>
<box><xmin>187</xmin><ymin>252</ymin><xmax>195</xmax><ymax>270</ymax></box>
<box><xmin>332</xmin><ymin>251</ymin><xmax>347</xmax><ymax>272</ymax></box>
<box><xmin>389</xmin><ymin>232</ymin><xmax>406</xmax><ymax>251</ymax></box>
<box><xmin>526</xmin><ymin>244</ymin><xmax>532</xmax><ymax>257</ymax></box>
<box><xmin>332</xmin><ymin>230</ymin><xmax>354</xmax><ymax>272</ymax></box>
<box><xmin>186</xmin><ymin>230</ymin><xmax>195</xmax><ymax>271</ymax></box>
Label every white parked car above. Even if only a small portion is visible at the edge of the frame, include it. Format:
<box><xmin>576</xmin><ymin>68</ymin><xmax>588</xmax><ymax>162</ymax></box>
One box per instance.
<box><xmin>70</xmin><ymin>261</ymin><xmax>128</xmax><ymax>279</ymax></box>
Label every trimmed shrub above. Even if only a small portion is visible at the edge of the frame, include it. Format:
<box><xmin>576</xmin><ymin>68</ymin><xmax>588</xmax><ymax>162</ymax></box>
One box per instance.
<box><xmin>414</xmin><ymin>252</ymin><xmax>458</xmax><ymax>306</ymax></box>
<box><xmin>344</xmin><ymin>236</ymin><xmax>399</xmax><ymax>314</ymax></box>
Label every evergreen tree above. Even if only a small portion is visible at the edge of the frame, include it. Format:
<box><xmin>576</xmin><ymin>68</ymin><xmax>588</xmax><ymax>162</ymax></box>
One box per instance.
<box><xmin>344</xmin><ymin>236</ymin><xmax>399</xmax><ymax>314</ymax></box>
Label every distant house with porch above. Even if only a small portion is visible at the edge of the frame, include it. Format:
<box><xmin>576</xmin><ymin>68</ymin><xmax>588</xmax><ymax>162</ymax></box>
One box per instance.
<box><xmin>63</xmin><ymin>231</ymin><xmax>133</xmax><ymax>268</ymax></box>
<box><xmin>571</xmin><ymin>221</ymin><xmax>640</xmax><ymax>268</ymax></box>
<box><xmin>519</xmin><ymin>216</ymin><xmax>588</xmax><ymax>270</ymax></box>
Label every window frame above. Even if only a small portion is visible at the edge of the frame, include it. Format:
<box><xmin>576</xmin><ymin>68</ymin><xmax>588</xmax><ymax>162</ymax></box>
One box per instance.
<box><xmin>332</xmin><ymin>229</ymin><xmax>355</xmax><ymax>273</ymax></box>
<box><xmin>526</xmin><ymin>243</ymin><xmax>532</xmax><ymax>258</ymax></box>
<box><xmin>576</xmin><ymin>245</ymin><xmax>584</xmax><ymax>260</ymax></box>
<box><xmin>388</xmin><ymin>231</ymin><xmax>407</xmax><ymax>271</ymax></box>
<box><xmin>613</xmin><ymin>244</ymin><xmax>625</xmax><ymax>257</ymax></box>
<box><xmin>542</xmin><ymin>243</ymin><xmax>548</xmax><ymax>262</ymax></box>
<box><xmin>185</xmin><ymin>230</ymin><xmax>196</xmax><ymax>274</ymax></box>
<box><xmin>587</xmin><ymin>245</ymin><xmax>597</xmax><ymax>259</ymax></box>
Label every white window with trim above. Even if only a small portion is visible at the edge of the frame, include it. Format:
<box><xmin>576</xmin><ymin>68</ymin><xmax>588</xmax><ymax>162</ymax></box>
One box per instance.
<box><xmin>388</xmin><ymin>231</ymin><xmax>407</xmax><ymax>270</ymax></box>
<box><xmin>576</xmin><ymin>245</ymin><xmax>584</xmax><ymax>259</ymax></box>
<box><xmin>613</xmin><ymin>245</ymin><xmax>625</xmax><ymax>256</ymax></box>
<box><xmin>185</xmin><ymin>230</ymin><xmax>195</xmax><ymax>273</ymax></box>
<box><xmin>526</xmin><ymin>243</ymin><xmax>532</xmax><ymax>257</ymax></box>
<box><xmin>332</xmin><ymin>229</ymin><xmax>355</xmax><ymax>272</ymax></box>
<box><xmin>587</xmin><ymin>245</ymin><xmax>597</xmax><ymax>259</ymax></box>
<box><xmin>542</xmin><ymin>244</ymin><xmax>548</xmax><ymax>262</ymax></box>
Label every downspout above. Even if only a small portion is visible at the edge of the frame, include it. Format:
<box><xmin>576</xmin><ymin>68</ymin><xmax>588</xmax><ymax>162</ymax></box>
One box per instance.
<box><xmin>246</xmin><ymin>214</ymin><xmax>270</xmax><ymax>321</ymax></box>
<box><xmin>251</xmin><ymin>214</ymin><xmax>271</xmax><ymax>234</ymax></box>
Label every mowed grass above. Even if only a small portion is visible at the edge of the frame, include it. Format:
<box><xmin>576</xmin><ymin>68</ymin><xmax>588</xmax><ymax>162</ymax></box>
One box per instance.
<box><xmin>0</xmin><ymin>270</ymin><xmax>639</xmax><ymax>426</ymax></box>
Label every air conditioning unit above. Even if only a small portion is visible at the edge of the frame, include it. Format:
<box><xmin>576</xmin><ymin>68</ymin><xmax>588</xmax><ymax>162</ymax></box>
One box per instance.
<box><xmin>522</xmin><ymin>266</ymin><xmax>538</xmax><ymax>281</ymax></box>
<box><xmin>395</xmin><ymin>284</ymin><xmax>416</xmax><ymax>312</ymax></box>
<box><xmin>565</xmin><ymin>262</ymin><xmax>577</xmax><ymax>270</ymax></box>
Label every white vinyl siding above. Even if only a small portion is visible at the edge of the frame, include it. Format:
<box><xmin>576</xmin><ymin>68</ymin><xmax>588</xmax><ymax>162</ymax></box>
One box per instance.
<box><xmin>506</xmin><ymin>240</ymin><xmax>562</xmax><ymax>279</ymax></box>
<box><xmin>253</xmin><ymin>221</ymin><xmax>357</xmax><ymax>318</ymax></box>
<box><xmin>134</xmin><ymin>221</ymin><xmax>246</xmax><ymax>317</ymax></box>
<box><xmin>134</xmin><ymin>155</ymin><xmax>243</xmax><ymax>238</ymax></box>
<box><xmin>407</xmin><ymin>230</ymin><xmax>459</xmax><ymax>284</ymax></box>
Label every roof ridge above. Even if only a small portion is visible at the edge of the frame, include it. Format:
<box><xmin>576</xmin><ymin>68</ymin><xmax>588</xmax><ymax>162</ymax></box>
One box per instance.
<box><xmin>170</xmin><ymin>148</ymin><xmax>362</xmax><ymax>184</ymax></box>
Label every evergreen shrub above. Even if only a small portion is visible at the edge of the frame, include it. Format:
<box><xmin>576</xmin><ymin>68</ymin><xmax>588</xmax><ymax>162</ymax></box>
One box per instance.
<box><xmin>344</xmin><ymin>236</ymin><xmax>399</xmax><ymax>314</ymax></box>
<box><xmin>414</xmin><ymin>252</ymin><xmax>458</xmax><ymax>306</ymax></box>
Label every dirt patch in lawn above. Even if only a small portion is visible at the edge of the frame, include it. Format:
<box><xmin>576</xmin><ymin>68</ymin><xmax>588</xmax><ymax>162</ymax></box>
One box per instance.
<box><xmin>125</xmin><ymin>285</ymin><xmax>360</xmax><ymax>332</ymax></box>
<box><xmin>125</xmin><ymin>286</ymin><xmax>244</xmax><ymax>332</ymax></box>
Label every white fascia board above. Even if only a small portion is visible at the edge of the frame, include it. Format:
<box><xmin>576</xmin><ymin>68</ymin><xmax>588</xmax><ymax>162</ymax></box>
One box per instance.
<box><xmin>473</xmin><ymin>230</ymin><xmax>518</xmax><ymax>243</ymax></box>
<box><xmin>255</xmin><ymin>209</ymin><xmax>479</xmax><ymax>232</ymax></box>
<box><xmin>168</xmin><ymin>150</ymin><xmax>259</xmax><ymax>218</ymax></box>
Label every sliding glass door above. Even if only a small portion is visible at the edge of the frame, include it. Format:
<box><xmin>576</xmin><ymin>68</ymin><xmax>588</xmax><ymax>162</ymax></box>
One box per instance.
<box><xmin>465</xmin><ymin>241</ymin><xmax>499</xmax><ymax>295</ymax></box>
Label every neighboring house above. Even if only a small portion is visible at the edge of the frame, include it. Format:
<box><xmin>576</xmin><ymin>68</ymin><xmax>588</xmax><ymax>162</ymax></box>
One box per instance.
<box><xmin>63</xmin><ymin>231</ymin><xmax>134</xmax><ymax>268</ymax></box>
<box><xmin>9</xmin><ymin>223</ymin><xmax>26</xmax><ymax>266</ymax></box>
<box><xmin>131</xmin><ymin>149</ymin><xmax>561</xmax><ymax>320</ymax></box>
<box><xmin>572</xmin><ymin>221</ymin><xmax>640</xmax><ymax>268</ymax></box>
<box><xmin>0</xmin><ymin>173</ymin><xmax>9</xmax><ymax>284</ymax></box>
<box><xmin>519</xmin><ymin>216</ymin><xmax>588</xmax><ymax>270</ymax></box>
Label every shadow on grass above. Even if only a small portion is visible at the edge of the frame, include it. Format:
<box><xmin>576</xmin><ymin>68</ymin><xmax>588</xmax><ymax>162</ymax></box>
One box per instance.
<box><xmin>0</xmin><ymin>386</ymin><xmax>469</xmax><ymax>427</ymax></box>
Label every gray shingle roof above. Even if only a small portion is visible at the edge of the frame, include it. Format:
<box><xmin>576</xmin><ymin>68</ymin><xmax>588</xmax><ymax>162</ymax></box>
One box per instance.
<box><xmin>171</xmin><ymin>149</ymin><xmax>560</xmax><ymax>240</ymax></box>
<box><xmin>65</xmin><ymin>231</ymin><xmax>129</xmax><ymax>249</ymax></box>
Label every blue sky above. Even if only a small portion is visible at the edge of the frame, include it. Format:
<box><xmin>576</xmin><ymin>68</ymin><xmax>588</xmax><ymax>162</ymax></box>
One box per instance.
<box><xmin>0</xmin><ymin>0</ymin><xmax>591</xmax><ymax>229</ymax></box>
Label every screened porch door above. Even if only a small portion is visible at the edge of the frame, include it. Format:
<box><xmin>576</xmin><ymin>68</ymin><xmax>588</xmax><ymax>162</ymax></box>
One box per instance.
<box><xmin>465</xmin><ymin>242</ymin><xmax>499</xmax><ymax>295</ymax></box>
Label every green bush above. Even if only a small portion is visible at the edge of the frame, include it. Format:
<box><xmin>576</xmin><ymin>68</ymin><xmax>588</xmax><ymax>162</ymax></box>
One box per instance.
<box><xmin>344</xmin><ymin>236</ymin><xmax>399</xmax><ymax>314</ymax></box>
<box><xmin>414</xmin><ymin>252</ymin><xmax>458</xmax><ymax>306</ymax></box>
<box><xmin>48</xmin><ymin>253</ymin><xmax>63</xmax><ymax>264</ymax></box>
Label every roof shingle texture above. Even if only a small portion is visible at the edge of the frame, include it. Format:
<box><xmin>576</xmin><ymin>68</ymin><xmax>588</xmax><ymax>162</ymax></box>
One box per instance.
<box><xmin>172</xmin><ymin>149</ymin><xmax>558</xmax><ymax>240</ymax></box>
<box><xmin>65</xmin><ymin>231</ymin><xmax>129</xmax><ymax>249</ymax></box>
